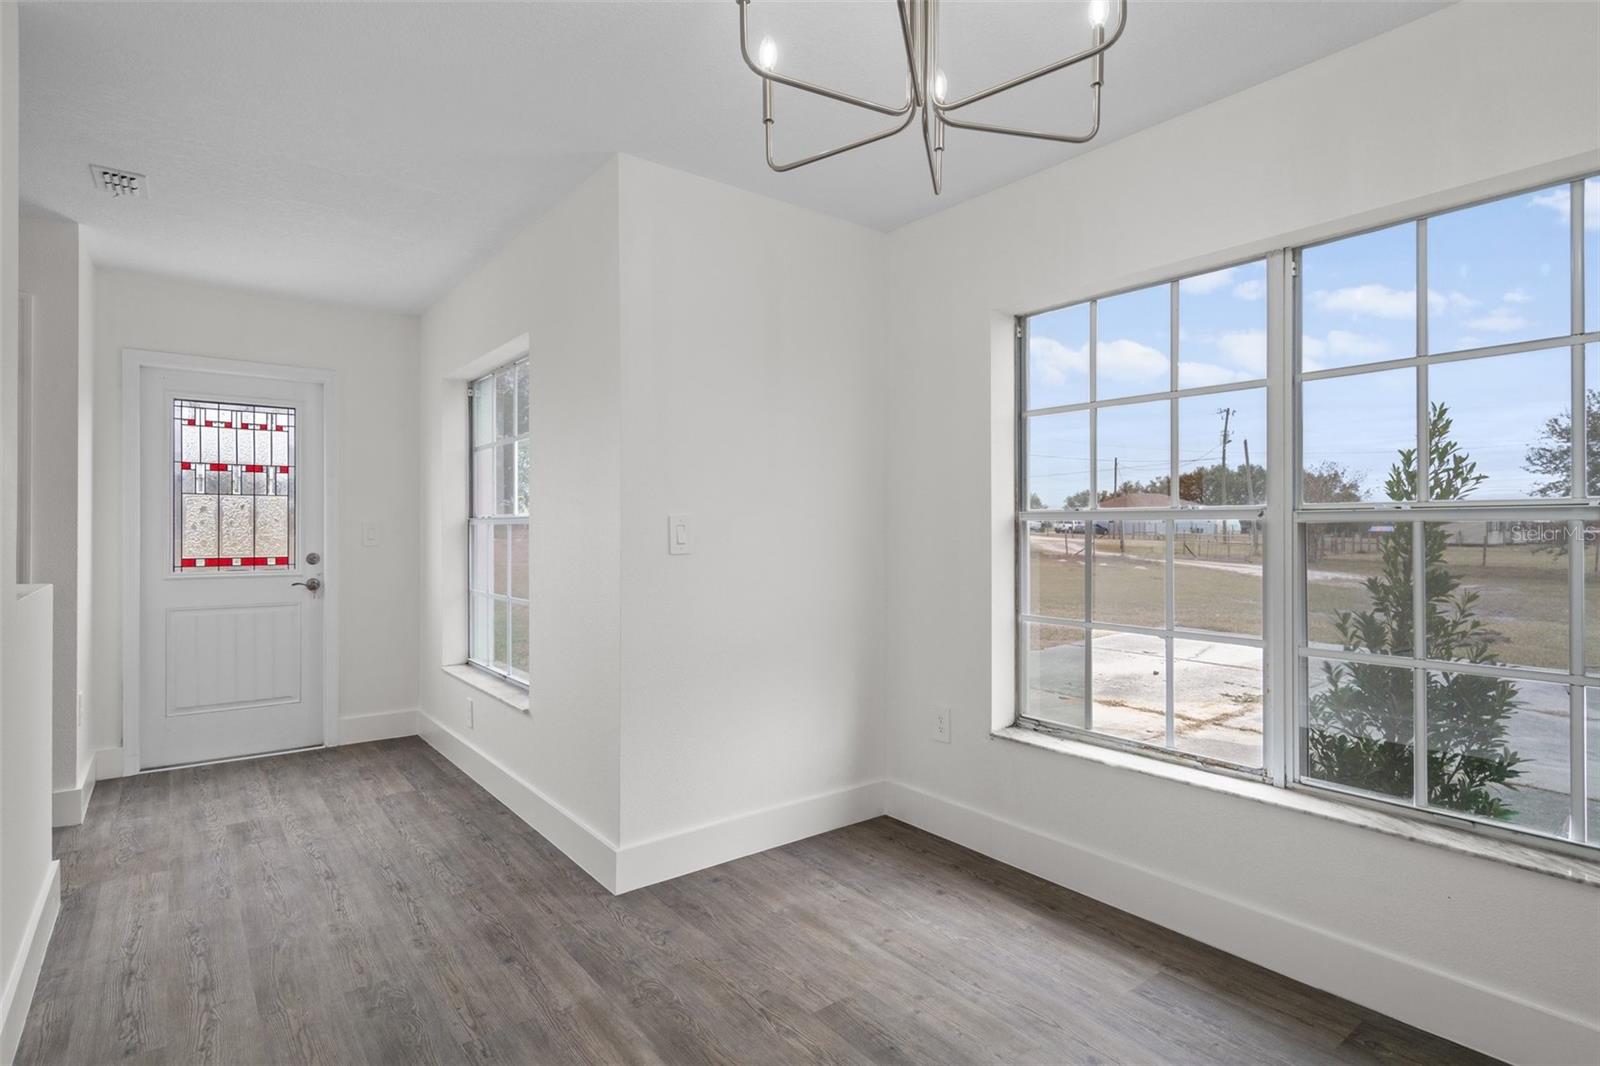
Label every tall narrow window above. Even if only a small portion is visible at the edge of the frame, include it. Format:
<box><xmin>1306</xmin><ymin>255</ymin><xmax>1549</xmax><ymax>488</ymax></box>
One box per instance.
<box><xmin>468</xmin><ymin>357</ymin><xmax>530</xmax><ymax>685</ymax></box>
<box><xmin>1019</xmin><ymin>260</ymin><xmax>1270</xmax><ymax>771</ymax></box>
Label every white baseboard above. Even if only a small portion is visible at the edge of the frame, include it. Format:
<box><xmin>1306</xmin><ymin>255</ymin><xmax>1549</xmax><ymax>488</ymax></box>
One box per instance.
<box><xmin>0</xmin><ymin>861</ymin><xmax>60</xmax><ymax>1066</ymax></box>
<box><xmin>614</xmin><ymin>780</ymin><xmax>885</xmax><ymax>894</ymax></box>
<box><xmin>336</xmin><ymin>708</ymin><xmax>419</xmax><ymax>745</ymax></box>
<box><xmin>417</xmin><ymin>711</ymin><xmax>619</xmax><ymax>891</ymax></box>
<box><xmin>50</xmin><ymin>757</ymin><xmax>95</xmax><ymax>828</ymax></box>
<box><xmin>882</xmin><ymin>780</ymin><xmax>1600</xmax><ymax>1066</ymax></box>
<box><xmin>92</xmin><ymin>746</ymin><xmax>123</xmax><ymax>782</ymax></box>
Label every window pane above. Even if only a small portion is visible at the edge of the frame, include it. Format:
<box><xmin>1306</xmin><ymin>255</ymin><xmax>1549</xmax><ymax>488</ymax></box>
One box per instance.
<box><xmin>1026</xmin><ymin>521</ymin><xmax>1086</xmax><ymax>622</ymax></box>
<box><xmin>1423</xmin><ymin>521</ymin><xmax>1567</xmax><ymax>672</ymax></box>
<box><xmin>493</xmin><ymin>598</ymin><xmax>509</xmax><ymax>672</ymax></box>
<box><xmin>469</xmin><ymin>594</ymin><xmax>492</xmax><ymax>664</ymax></box>
<box><xmin>181</xmin><ymin>494</ymin><xmax>219</xmax><ymax>560</ymax></box>
<box><xmin>494</xmin><ymin>524</ymin><xmax>510</xmax><ymax>597</ymax></box>
<box><xmin>1095</xmin><ymin>284</ymin><xmax>1170</xmax><ymax>400</ymax></box>
<box><xmin>219</xmin><ymin>495</ymin><xmax>253</xmax><ymax>557</ymax></box>
<box><xmin>1427</xmin><ymin>672</ymin><xmax>1567</xmax><ymax>837</ymax></box>
<box><xmin>469</xmin><ymin>522</ymin><xmax>493</xmax><ymax>593</ymax></box>
<box><xmin>495</xmin><ymin>366</ymin><xmax>515</xmax><ymax>439</ymax></box>
<box><xmin>1301</xmin><ymin>368</ymin><xmax>1416</xmax><ymax>503</ymax></box>
<box><xmin>1429</xmin><ymin>185</ymin><xmax>1571</xmax><ymax>353</ymax></box>
<box><xmin>1587</xmin><ymin>179</ymin><xmax>1598</xmax><ymax>332</ymax></box>
<box><xmin>1027</xmin><ymin>304</ymin><xmax>1089</xmax><ymax>409</ymax></box>
<box><xmin>510</xmin><ymin>523</ymin><xmax>529</xmax><ymax>601</ymax></box>
<box><xmin>510</xmin><ymin>601</ymin><xmax>529</xmax><ymax>683</ymax></box>
<box><xmin>256</xmin><ymin>496</ymin><xmax>288</xmax><ymax>558</ymax></box>
<box><xmin>515</xmin><ymin>438</ymin><xmax>529</xmax><ymax>516</ymax></box>
<box><xmin>1178</xmin><ymin>260</ymin><xmax>1267</xmax><ymax>388</ymax></box>
<box><xmin>1427</xmin><ymin>347</ymin><xmax>1571</xmax><ymax>499</ymax></box>
<box><xmin>1174</xmin><ymin>520</ymin><xmax>1261</xmax><ymax>636</ymax></box>
<box><xmin>1301</xmin><ymin>222</ymin><xmax>1415</xmax><ymax>370</ymax></box>
<box><xmin>497</xmin><ymin>443</ymin><xmax>515</xmax><ymax>516</ymax></box>
<box><xmin>1091</xmin><ymin>630</ymin><xmax>1166</xmax><ymax>746</ymax></box>
<box><xmin>1303</xmin><ymin>656</ymin><xmax>1414</xmax><ymax>799</ymax></box>
<box><xmin>1304</xmin><ymin>522</ymin><xmax>1413</xmax><ymax>656</ymax></box>
<box><xmin>472</xmin><ymin>448</ymin><xmax>493</xmax><ymax>518</ymax></box>
<box><xmin>1097</xmin><ymin>400</ymin><xmax>1169</xmax><ymax>503</ymax></box>
<box><xmin>1589</xmin><ymin>688</ymin><xmax>1600</xmax><ymax>843</ymax></box>
<box><xmin>1587</xmin><ymin>345</ymin><xmax>1598</xmax><ymax>499</ymax></box>
<box><xmin>1178</xmin><ymin>388</ymin><xmax>1265</xmax><ymax>505</ymax></box>
<box><xmin>1174</xmin><ymin>640</ymin><xmax>1262</xmax><ymax>768</ymax></box>
<box><xmin>515</xmin><ymin>358</ymin><xmax>530</xmax><ymax>435</ymax></box>
<box><xmin>1588</xmin><ymin>524</ymin><xmax>1600</xmax><ymax>674</ymax></box>
<box><xmin>472</xmin><ymin>375</ymin><xmax>494</xmax><ymax>445</ymax></box>
<box><xmin>1026</xmin><ymin>411</ymin><xmax>1090</xmax><ymax>511</ymax></box>
<box><xmin>1023</xmin><ymin>622</ymin><xmax>1086</xmax><ymax>728</ymax></box>
<box><xmin>1093</xmin><ymin>520</ymin><xmax>1166</xmax><ymax>629</ymax></box>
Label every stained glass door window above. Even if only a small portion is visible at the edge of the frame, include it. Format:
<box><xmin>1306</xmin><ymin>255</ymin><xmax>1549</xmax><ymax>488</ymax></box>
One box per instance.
<box><xmin>172</xmin><ymin>399</ymin><xmax>295</xmax><ymax>570</ymax></box>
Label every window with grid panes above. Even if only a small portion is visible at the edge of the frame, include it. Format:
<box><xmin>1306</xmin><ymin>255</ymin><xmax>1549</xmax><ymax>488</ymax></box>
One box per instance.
<box><xmin>468</xmin><ymin>357</ymin><xmax>530</xmax><ymax>685</ymax></box>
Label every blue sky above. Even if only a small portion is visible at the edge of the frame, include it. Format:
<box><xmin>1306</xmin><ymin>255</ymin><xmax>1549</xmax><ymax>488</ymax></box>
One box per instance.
<box><xmin>1026</xmin><ymin>178</ymin><xmax>1598</xmax><ymax>508</ymax></box>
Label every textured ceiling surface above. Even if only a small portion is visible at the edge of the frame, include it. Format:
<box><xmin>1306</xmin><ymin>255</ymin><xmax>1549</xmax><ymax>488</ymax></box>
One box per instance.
<box><xmin>21</xmin><ymin>1</ymin><xmax>1448</xmax><ymax>312</ymax></box>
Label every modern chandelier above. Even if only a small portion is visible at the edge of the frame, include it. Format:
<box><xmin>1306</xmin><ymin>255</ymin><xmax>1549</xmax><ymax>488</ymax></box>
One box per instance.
<box><xmin>736</xmin><ymin>0</ymin><xmax>1128</xmax><ymax>194</ymax></box>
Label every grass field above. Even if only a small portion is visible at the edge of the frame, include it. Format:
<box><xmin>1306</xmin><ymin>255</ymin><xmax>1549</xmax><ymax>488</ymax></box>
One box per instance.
<box><xmin>1029</xmin><ymin>529</ymin><xmax>1600</xmax><ymax>671</ymax></box>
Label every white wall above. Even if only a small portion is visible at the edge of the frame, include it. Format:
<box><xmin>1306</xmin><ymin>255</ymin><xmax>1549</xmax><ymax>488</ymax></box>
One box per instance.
<box><xmin>0</xmin><ymin>9</ymin><xmax>60</xmax><ymax>1064</ymax></box>
<box><xmin>18</xmin><ymin>214</ymin><xmax>91</xmax><ymax>799</ymax></box>
<box><xmin>418</xmin><ymin>159</ymin><xmax>624</xmax><ymax>876</ymax></box>
<box><xmin>90</xmin><ymin>268</ymin><xmax>421</xmax><ymax>760</ymax></box>
<box><xmin>882</xmin><ymin>3</ymin><xmax>1600</xmax><ymax>1064</ymax></box>
<box><xmin>613</xmin><ymin>157</ymin><xmax>886</xmax><ymax>882</ymax></box>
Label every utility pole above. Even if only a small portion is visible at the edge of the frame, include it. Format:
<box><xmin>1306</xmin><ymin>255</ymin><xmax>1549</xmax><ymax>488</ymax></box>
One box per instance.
<box><xmin>1217</xmin><ymin>407</ymin><xmax>1235</xmax><ymax>546</ymax></box>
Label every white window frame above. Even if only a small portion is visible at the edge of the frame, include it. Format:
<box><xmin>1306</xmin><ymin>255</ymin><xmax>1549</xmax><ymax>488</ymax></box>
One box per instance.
<box><xmin>467</xmin><ymin>356</ymin><xmax>530</xmax><ymax>687</ymax></box>
<box><xmin>1016</xmin><ymin>171</ymin><xmax>1599</xmax><ymax>857</ymax></box>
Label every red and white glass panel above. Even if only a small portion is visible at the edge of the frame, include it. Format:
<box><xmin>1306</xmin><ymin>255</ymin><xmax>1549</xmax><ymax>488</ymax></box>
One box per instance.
<box><xmin>172</xmin><ymin>399</ymin><xmax>295</xmax><ymax>571</ymax></box>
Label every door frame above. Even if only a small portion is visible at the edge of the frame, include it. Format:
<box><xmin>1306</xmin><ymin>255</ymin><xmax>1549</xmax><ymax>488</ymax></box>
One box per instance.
<box><xmin>120</xmin><ymin>348</ymin><xmax>341</xmax><ymax>775</ymax></box>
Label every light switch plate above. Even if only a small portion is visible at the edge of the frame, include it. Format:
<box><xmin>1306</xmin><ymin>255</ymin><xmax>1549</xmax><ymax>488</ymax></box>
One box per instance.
<box><xmin>668</xmin><ymin>513</ymin><xmax>691</xmax><ymax>555</ymax></box>
<box><xmin>362</xmin><ymin>521</ymin><xmax>380</xmax><ymax>547</ymax></box>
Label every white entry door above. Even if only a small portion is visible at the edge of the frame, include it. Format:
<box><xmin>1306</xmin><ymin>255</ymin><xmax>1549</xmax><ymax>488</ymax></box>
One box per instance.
<box><xmin>138</xmin><ymin>367</ymin><xmax>325</xmax><ymax>769</ymax></box>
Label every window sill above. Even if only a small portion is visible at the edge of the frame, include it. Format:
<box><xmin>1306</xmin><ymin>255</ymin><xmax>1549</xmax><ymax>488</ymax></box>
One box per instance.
<box><xmin>991</xmin><ymin>725</ymin><xmax>1600</xmax><ymax>888</ymax></box>
<box><xmin>442</xmin><ymin>663</ymin><xmax>530</xmax><ymax>714</ymax></box>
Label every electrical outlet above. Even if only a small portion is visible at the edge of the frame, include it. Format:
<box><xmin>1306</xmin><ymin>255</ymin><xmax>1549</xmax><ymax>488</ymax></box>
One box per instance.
<box><xmin>466</xmin><ymin>696</ymin><xmax>475</xmax><ymax>730</ymax></box>
<box><xmin>933</xmin><ymin>707</ymin><xmax>951</xmax><ymax>743</ymax></box>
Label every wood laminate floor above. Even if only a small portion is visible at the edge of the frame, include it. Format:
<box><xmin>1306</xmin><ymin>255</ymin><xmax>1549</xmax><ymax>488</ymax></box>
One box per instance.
<box><xmin>17</xmin><ymin>738</ymin><xmax>1499</xmax><ymax>1066</ymax></box>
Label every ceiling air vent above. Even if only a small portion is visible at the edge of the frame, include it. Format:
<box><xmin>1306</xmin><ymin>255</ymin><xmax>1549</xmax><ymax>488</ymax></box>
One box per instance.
<box><xmin>88</xmin><ymin>164</ymin><xmax>146</xmax><ymax>198</ymax></box>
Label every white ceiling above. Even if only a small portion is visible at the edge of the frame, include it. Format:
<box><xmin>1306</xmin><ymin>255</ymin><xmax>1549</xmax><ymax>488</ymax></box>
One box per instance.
<box><xmin>21</xmin><ymin>0</ymin><xmax>1448</xmax><ymax>313</ymax></box>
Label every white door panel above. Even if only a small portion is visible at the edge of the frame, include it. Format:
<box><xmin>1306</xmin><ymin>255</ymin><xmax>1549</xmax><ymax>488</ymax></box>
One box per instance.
<box><xmin>139</xmin><ymin>367</ymin><xmax>325</xmax><ymax>769</ymax></box>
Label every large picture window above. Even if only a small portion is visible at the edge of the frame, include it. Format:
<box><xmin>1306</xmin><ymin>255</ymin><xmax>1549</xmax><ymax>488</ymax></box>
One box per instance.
<box><xmin>468</xmin><ymin>357</ymin><xmax>530</xmax><ymax>685</ymax></box>
<box><xmin>1018</xmin><ymin>173</ymin><xmax>1600</xmax><ymax>852</ymax></box>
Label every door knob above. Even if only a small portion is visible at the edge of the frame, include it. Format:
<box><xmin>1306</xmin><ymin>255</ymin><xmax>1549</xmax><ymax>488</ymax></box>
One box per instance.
<box><xmin>292</xmin><ymin>577</ymin><xmax>322</xmax><ymax>593</ymax></box>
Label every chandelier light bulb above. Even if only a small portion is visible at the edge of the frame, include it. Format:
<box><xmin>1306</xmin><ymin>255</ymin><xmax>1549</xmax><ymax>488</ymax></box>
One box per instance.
<box><xmin>757</xmin><ymin>35</ymin><xmax>778</xmax><ymax>71</ymax></box>
<box><xmin>1088</xmin><ymin>0</ymin><xmax>1109</xmax><ymax>27</ymax></box>
<box><xmin>933</xmin><ymin>69</ymin><xmax>948</xmax><ymax>103</ymax></box>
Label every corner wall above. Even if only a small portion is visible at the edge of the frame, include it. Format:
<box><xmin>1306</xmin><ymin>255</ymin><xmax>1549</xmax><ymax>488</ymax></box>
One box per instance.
<box><xmin>613</xmin><ymin>156</ymin><xmax>888</xmax><ymax>888</ymax></box>
<box><xmin>417</xmin><ymin>158</ymin><xmax>625</xmax><ymax>879</ymax></box>
<box><xmin>19</xmin><ymin>214</ymin><xmax>93</xmax><ymax>817</ymax></box>
<box><xmin>881</xmin><ymin>3</ymin><xmax>1600</xmax><ymax>1063</ymax></box>
<box><xmin>90</xmin><ymin>269</ymin><xmax>423</xmax><ymax>764</ymax></box>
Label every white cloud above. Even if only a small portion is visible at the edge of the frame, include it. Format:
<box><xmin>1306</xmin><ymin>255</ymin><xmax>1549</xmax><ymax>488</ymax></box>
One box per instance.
<box><xmin>1532</xmin><ymin>185</ymin><xmax>1600</xmax><ymax>232</ymax></box>
<box><xmin>1028</xmin><ymin>336</ymin><xmax>1087</xmax><ymax>387</ymax></box>
<box><xmin>1180</xmin><ymin>268</ymin><xmax>1234</xmax><ymax>295</ymax></box>
<box><xmin>1310</xmin><ymin>284</ymin><xmax>1414</xmax><ymax>319</ymax></box>
<box><xmin>1454</xmin><ymin>335</ymin><xmax>1484</xmax><ymax>350</ymax></box>
<box><xmin>1466</xmin><ymin>307</ymin><xmax>1527</xmax><ymax>333</ymax></box>
<box><xmin>1097</xmin><ymin>338</ymin><xmax>1168</xmax><ymax>381</ymax></box>
<box><xmin>1300</xmin><ymin>330</ymin><xmax>1390</xmax><ymax>370</ymax></box>
<box><xmin>1216</xmin><ymin>330</ymin><xmax>1266</xmax><ymax>376</ymax></box>
<box><xmin>1176</xmin><ymin>362</ymin><xmax>1253</xmax><ymax>388</ymax></box>
<box><xmin>1231</xmin><ymin>279</ymin><xmax>1265</xmax><ymax>301</ymax></box>
<box><xmin>1502</xmin><ymin>287</ymin><xmax>1532</xmax><ymax>304</ymax></box>
<box><xmin>1426</xmin><ymin>289</ymin><xmax>1477</xmax><ymax>315</ymax></box>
